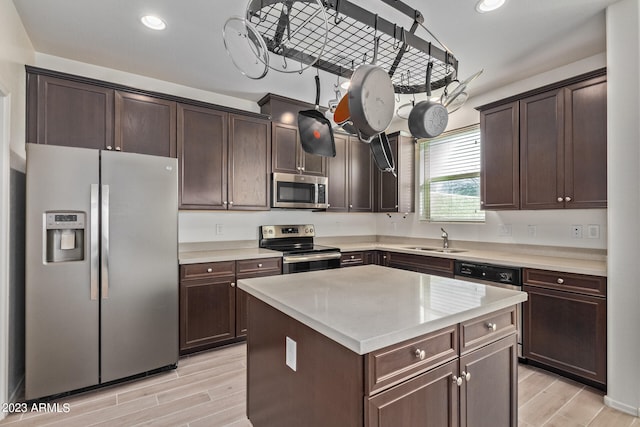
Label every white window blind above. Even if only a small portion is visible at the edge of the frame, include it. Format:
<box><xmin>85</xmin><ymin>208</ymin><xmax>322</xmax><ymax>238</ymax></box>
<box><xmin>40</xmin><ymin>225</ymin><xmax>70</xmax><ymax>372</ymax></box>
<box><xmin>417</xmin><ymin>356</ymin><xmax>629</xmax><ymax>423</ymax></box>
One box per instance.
<box><xmin>419</xmin><ymin>124</ymin><xmax>485</xmax><ymax>222</ymax></box>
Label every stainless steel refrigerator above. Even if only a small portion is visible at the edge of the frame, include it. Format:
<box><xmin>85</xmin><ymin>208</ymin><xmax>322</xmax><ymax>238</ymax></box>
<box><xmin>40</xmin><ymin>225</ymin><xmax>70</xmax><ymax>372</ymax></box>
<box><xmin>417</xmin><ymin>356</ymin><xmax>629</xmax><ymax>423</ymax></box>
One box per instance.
<box><xmin>25</xmin><ymin>143</ymin><xmax>179</xmax><ymax>400</ymax></box>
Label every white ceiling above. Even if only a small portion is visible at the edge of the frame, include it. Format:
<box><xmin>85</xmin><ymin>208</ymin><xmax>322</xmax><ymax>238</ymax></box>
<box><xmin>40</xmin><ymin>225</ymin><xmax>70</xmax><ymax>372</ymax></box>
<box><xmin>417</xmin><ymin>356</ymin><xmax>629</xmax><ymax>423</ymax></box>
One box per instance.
<box><xmin>12</xmin><ymin>0</ymin><xmax>617</xmax><ymax>108</ymax></box>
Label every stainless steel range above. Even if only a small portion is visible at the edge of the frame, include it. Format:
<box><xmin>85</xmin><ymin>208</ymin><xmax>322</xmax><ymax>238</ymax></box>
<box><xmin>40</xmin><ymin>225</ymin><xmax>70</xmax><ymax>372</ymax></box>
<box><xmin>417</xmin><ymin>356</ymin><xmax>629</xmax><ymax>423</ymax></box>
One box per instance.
<box><xmin>259</xmin><ymin>224</ymin><xmax>341</xmax><ymax>274</ymax></box>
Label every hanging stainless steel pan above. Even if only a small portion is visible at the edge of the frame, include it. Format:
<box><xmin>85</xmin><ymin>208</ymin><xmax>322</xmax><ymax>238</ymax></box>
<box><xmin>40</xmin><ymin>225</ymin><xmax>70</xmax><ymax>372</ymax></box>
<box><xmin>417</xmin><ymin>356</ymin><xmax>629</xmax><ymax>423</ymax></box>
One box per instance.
<box><xmin>408</xmin><ymin>62</ymin><xmax>448</xmax><ymax>139</ymax></box>
<box><xmin>297</xmin><ymin>75</ymin><xmax>336</xmax><ymax>157</ymax></box>
<box><xmin>332</xmin><ymin>93</ymin><xmax>358</xmax><ymax>135</ymax></box>
<box><xmin>347</xmin><ymin>64</ymin><xmax>395</xmax><ymax>142</ymax></box>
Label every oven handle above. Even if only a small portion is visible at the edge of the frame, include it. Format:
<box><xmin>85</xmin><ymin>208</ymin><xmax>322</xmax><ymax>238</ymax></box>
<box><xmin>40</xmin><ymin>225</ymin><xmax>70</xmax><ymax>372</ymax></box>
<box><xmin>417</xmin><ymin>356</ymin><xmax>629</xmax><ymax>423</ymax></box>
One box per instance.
<box><xmin>283</xmin><ymin>252</ymin><xmax>342</xmax><ymax>264</ymax></box>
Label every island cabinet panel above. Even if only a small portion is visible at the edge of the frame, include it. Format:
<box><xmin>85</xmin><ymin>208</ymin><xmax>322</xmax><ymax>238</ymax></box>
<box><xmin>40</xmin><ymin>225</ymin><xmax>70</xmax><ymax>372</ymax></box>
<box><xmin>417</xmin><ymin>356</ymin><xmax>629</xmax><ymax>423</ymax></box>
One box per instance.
<box><xmin>366</xmin><ymin>359</ymin><xmax>459</xmax><ymax>427</ymax></box>
<box><xmin>459</xmin><ymin>334</ymin><xmax>518</xmax><ymax>427</ymax></box>
<box><xmin>114</xmin><ymin>91</ymin><xmax>176</xmax><ymax>157</ymax></box>
<box><xmin>523</xmin><ymin>268</ymin><xmax>606</xmax><ymax>388</ymax></box>
<box><xmin>27</xmin><ymin>73</ymin><xmax>114</xmax><ymax>150</ymax></box>
<box><xmin>384</xmin><ymin>251</ymin><xmax>455</xmax><ymax>277</ymax></box>
<box><xmin>247</xmin><ymin>296</ymin><xmax>364</xmax><ymax>427</ymax></box>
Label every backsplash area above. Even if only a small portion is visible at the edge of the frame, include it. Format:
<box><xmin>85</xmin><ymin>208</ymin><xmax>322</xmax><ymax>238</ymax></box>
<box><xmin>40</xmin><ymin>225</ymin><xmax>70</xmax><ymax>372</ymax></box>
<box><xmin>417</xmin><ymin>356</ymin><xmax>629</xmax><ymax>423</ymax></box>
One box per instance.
<box><xmin>179</xmin><ymin>208</ymin><xmax>607</xmax><ymax>250</ymax></box>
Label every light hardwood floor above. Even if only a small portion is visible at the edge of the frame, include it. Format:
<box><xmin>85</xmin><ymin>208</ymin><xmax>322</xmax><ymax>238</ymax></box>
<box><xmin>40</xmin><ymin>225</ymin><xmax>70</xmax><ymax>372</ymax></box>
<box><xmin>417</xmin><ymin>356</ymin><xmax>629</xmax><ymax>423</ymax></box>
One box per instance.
<box><xmin>1</xmin><ymin>343</ymin><xmax>638</xmax><ymax>427</ymax></box>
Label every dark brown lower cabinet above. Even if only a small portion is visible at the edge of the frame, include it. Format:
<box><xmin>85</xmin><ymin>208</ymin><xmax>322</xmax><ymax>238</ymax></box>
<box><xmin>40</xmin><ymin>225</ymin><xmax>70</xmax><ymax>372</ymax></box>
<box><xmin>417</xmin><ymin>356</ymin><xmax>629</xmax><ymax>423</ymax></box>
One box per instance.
<box><xmin>523</xmin><ymin>284</ymin><xmax>606</xmax><ymax>387</ymax></box>
<box><xmin>383</xmin><ymin>251</ymin><xmax>455</xmax><ymax>277</ymax></box>
<box><xmin>340</xmin><ymin>250</ymin><xmax>379</xmax><ymax>267</ymax></box>
<box><xmin>180</xmin><ymin>258</ymin><xmax>281</xmax><ymax>354</ymax></box>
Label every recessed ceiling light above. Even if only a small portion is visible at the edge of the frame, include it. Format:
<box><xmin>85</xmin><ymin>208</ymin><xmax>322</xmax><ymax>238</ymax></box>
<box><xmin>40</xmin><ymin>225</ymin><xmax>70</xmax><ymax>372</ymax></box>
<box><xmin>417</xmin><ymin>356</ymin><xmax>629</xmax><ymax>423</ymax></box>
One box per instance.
<box><xmin>141</xmin><ymin>15</ymin><xmax>166</xmax><ymax>30</ymax></box>
<box><xmin>476</xmin><ymin>0</ymin><xmax>506</xmax><ymax>13</ymax></box>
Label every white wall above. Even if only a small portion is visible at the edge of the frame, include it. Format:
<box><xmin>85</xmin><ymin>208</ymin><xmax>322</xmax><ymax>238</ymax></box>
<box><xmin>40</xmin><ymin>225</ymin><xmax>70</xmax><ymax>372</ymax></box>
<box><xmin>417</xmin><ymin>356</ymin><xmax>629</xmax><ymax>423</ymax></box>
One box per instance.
<box><xmin>604</xmin><ymin>0</ymin><xmax>640</xmax><ymax>416</ymax></box>
<box><xmin>0</xmin><ymin>0</ymin><xmax>35</xmax><ymax>416</ymax></box>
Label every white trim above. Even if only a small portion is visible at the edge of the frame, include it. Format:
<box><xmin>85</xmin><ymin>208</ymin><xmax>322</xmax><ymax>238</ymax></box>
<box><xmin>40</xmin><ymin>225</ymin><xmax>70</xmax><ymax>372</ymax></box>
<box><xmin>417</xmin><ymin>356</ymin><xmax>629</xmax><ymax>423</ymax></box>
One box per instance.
<box><xmin>0</xmin><ymin>81</ymin><xmax>11</xmax><ymax>418</ymax></box>
<box><xmin>604</xmin><ymin>396</ymin><xmax>640</xmax><ymax>417</ymax></box>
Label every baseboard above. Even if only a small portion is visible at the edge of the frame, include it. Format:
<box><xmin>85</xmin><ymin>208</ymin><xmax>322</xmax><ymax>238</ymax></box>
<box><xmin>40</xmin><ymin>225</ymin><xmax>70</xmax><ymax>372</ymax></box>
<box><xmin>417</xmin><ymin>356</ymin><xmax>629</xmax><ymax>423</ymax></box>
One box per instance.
<box><xmin>604</xmin><ymin>395</ymin><xmax>640</xmax><ymax>417</ymax></box>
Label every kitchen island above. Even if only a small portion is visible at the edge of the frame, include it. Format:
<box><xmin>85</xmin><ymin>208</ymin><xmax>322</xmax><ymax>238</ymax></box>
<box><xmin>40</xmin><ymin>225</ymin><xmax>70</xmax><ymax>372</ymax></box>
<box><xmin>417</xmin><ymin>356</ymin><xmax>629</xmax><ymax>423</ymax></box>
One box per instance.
<box><xmin>238</xmin><ymin>265</ymin><xmax>528</xmax><ymax>427</ymax></box>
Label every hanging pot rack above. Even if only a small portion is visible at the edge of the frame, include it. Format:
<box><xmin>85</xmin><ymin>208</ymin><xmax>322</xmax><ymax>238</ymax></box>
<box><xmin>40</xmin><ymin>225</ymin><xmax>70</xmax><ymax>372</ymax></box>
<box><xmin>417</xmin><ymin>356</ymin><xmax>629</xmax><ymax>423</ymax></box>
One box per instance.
<box><xmin>245</xmin><ymin>0</ymin><xmax>458</xmax><ymax>94</ymax></box>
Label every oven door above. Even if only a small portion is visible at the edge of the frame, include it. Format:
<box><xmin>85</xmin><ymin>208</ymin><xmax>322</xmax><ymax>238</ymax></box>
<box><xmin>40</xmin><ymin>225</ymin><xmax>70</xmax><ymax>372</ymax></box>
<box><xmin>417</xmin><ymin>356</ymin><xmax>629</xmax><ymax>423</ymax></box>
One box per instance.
<box><xmin>282</xmin><ymin>252</ymin><xmax>342</xmax><ymax>274</ymax></box>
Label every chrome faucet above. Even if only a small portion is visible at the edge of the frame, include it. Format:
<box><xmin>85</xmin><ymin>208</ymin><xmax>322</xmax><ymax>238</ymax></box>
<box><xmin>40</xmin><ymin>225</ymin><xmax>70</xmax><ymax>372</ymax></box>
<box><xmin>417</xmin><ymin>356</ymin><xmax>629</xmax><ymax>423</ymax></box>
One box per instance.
<box><xmin>441</xmin><ymin>228</ymin><xmax>449</xmax><ymax>249</ymax></box>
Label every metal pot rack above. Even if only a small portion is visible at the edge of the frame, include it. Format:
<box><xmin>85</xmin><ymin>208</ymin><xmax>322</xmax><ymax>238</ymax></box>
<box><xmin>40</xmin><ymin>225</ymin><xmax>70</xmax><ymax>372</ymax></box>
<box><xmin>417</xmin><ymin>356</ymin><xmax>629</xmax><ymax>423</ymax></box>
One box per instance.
<box><xmin>246</xmin><ymin>0</ymin><xmax>459</xmax><ymax>94</ymax></box>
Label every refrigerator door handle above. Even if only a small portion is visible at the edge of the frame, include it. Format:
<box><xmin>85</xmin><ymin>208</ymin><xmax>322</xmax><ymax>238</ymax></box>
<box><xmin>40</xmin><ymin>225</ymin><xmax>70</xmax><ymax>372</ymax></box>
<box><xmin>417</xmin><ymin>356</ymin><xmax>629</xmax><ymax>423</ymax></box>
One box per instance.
<box><xmin>90</xmin><ymin>184</ymin><xmax>99</xmax><ymax>300</ymax></box>
<box><xmin>101</xmin><ymin>184</ymin><xmax>110</xmax><ymax>299</ymax></box>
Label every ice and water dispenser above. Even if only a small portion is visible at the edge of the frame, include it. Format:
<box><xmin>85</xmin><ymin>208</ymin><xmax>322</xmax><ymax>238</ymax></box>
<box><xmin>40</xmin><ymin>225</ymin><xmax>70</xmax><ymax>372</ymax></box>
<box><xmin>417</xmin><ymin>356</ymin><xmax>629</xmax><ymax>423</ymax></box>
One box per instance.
<box><xmin>45</xmin><ymin>212</ymin><xmax>85</xmax><ymax>263</ymax></box>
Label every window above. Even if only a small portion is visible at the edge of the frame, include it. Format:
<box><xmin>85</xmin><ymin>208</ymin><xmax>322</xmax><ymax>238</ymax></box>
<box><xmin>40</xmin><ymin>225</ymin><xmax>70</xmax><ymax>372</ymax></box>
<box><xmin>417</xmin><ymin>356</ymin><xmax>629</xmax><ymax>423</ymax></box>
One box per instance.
<box><xmin>419</xmin><ymin>124</ymin><xmax>484</xmax><ymax>222</ymax></box>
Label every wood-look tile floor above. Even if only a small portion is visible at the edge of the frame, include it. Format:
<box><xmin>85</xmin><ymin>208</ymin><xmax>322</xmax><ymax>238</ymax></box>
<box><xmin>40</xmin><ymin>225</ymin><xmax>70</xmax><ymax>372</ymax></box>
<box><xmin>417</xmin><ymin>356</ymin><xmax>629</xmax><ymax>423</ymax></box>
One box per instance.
<box><xmin>1</xmin><ymin>343</ymin><xmax>638</xmax><ymax>426</ymax></box>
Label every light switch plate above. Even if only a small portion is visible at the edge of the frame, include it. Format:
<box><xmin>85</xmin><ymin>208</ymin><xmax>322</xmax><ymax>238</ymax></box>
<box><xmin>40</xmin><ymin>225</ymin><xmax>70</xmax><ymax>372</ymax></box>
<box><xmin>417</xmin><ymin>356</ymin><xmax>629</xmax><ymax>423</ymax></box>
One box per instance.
<box><xmin>498</xmin><ymin>224</ymin><xmax>512</xmax><ymax>236</ymax></box>
<box><xmin>587</xmin><ymin>224</ymin><xmax>600</xmax><ymax>239</ymax></box>
<box><xmin>286</xmin><ymin>336</ymin><xmax>297</xmax><ymax>371</ymax></box>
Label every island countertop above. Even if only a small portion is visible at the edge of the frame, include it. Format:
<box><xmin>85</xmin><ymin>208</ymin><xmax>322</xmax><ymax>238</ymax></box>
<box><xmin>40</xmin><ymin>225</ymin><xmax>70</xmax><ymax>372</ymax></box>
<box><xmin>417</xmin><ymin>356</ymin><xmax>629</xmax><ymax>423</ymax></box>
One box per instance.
<box><xmin>237</xmin><ymin>265</ymin><xmax>527</xmax><ymax>355</ymax></box>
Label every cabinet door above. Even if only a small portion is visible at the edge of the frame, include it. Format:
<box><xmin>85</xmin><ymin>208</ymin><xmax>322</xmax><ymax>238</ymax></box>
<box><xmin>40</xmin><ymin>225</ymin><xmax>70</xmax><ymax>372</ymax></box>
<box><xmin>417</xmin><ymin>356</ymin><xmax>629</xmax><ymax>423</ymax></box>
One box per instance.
<box><xmin>349</xmin><ymin>136</ymin><xmax>374</xmax><ymax>212</ymax></box>
<box><xmin>564</xmin><ymin>76</ymin><xmax>607</xmax><ymax>208</ymax></box>
<box><xmin>480</xmin><ymin>102</ymin><xmax>519</xmax><ymax>210</ymax></box>
<box><xmin>523</xmin><ymin>285</ymin><xmax>606</xmax><ymax>386</ymax></box>
<box><xmin>235</xmin><ymin>258</ymin><xmax>282</xmax><ymax>337</ymax></box>
<box><xmin>520</xmin><ymin>89</ymin><xmax>565</xmax><ymax>209</ymax></box>
<box><xmin>459</xmin><ymin>334</ymin><xmax>518</xmax><ymax>427</ymax></box>
<box><xmin>366</xmin><ymin>359</ymin><xmax>458</xmax><ymax>427</ymax></box>
<box><xmin>177</xmin><ymin>103</ymin><xmax>228</xmax><ymax>209</ymax></box>
<box><xmin>327</xmin><ymin>133</ymin><xmax>349</xmax><ymax>211</ymax></box>
<box><xmin>376</xmin><ymin>133</ymin><xmax>415</xmax><ymax>213</ymax></box>
<box><xmin>228</xmin><ymin>114</ymin><xmax>271</xmax><ymax>210</ymax></box>
<box><xmin>272</xmin><ymin>122</ymin><xmax>300</xmax><ymax>174</ymax></box>
<box><xmin>301</xmin><ymin>150</ymin><xmax>327</xmax><ymax>176</ymax></box>
<box><xmin>29</xmin><ymin>74</ymin><xmax>114</xmax><ymax>150</ymax></box>
<box><xmin>114</xmin><ymin>91</ymin><xmax>176</xmax><ymax>157</ymax></box>
<box><xmin>179</xmin><ymin>277</ymin><xmax>236</xmax><ymax>352</ymax></box>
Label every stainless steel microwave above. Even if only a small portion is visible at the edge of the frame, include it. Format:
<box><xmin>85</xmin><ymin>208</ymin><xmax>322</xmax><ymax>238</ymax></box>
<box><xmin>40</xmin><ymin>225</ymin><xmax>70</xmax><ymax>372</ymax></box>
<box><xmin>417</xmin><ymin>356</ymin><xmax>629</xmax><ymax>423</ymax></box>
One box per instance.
<box><xmin>271</xmin><ymin>172</ymin><xmax>328</xmax><ymax>209</ymax></box>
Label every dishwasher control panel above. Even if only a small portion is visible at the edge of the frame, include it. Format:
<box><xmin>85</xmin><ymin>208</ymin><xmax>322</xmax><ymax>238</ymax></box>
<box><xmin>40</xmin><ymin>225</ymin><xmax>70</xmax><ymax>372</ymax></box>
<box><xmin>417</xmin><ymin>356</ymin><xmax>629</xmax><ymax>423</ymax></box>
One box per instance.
<box><xmin>454</xmin><ymin>261</ymin><xmax>522</xmax><ymax>286</ymax></box>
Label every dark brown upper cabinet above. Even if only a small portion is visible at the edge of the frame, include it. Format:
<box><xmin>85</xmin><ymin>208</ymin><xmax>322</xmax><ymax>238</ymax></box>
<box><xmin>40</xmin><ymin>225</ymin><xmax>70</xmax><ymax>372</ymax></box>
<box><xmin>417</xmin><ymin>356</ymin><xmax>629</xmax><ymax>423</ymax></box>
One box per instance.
<box><xmin>349</xmin><ymin>135</ymin><xmax>374</xmax><ymax>212</ymax></box>
<box><xmin>178</xmin><ymin>105</ymin><xmax>271</xmax><ymax>211</ymax></box>
<box><xmin>327</xmin><ymin>132</ymin><xmax>349</xmax><ymax>211</ymax></box>
<box><xmin>114</xmin><ymin>91</ymin><xmax>176</xmax><ymax>157</ymax></box>
<box><xmin>375</xmin><ymin>132</ymin><xmax>415</xmax><ymax>213</ymax></box>
<box><xmin>271</xmin><ymin>122</ymin><xmax>326</xmax><ymax>176</ymax></box>
<box><xmin>480</xmin><ymin>101</ymin><xmax>520</xmax><ymax>210</ymax></box>
<box><xmin>27</xmin><ymin>73</ymin><xmax>114</xmax><ymax>150</ymax></box>
<box><xmin>478</xmin><ymin>69</ymin><xmax>607</xmax><ymax>210</ymax></box>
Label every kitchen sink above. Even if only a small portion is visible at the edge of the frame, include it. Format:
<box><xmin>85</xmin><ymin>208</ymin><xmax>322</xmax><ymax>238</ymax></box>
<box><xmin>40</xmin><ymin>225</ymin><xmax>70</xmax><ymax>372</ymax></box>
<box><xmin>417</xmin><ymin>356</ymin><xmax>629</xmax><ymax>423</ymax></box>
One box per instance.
<box><xmin>405</xmin><ymin>247</ymin><xmax>467</xmax><ymax>254</ymax></box>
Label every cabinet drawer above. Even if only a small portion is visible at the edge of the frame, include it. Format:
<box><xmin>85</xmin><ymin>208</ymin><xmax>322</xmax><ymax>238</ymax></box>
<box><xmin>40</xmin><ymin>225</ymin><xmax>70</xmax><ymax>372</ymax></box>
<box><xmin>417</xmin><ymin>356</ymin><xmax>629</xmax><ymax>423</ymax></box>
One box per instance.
<box><xmin>460</xmin><ymin>306</ymin><xmax>517</xmax><ymax>354</ymax></box>
<box><xmin>341</xmin><ymin>251</ymin><xmax>364</xmax><ymax>267</ymax></box>
<box><xmin>180</xmin><ymin>261</ymin><xmax>235</xmax><ymax>280</ymax></box>
<box><xmin>236</xmin><ymin>257</ymin><xmax>282</xmax><ymax>278</ymax></box>
<box><xmin>387</xmin><ymin>252</ymin><xmax>454</xmax><ymax>277</ymax></box>
<box><xmin>365</xmin><ymin>325</ymin><xmax>458</xmax><ymax>396</ymax></box>
<box><xmin>523</xmin><ymin>268</ymin><xmax>606</xmax><ymax>297</ymax></box>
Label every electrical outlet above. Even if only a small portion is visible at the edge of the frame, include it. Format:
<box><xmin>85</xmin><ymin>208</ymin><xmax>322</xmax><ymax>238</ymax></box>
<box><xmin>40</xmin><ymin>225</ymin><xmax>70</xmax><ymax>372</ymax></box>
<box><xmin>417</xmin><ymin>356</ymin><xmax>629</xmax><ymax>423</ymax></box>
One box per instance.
<box><xmin>527</xmin><ymin>225</ymin><xmax>537</xmax><ymax>237</ymax></box>
<box><xmin>286</xmin><ymin>337</ymin><xmax>297</xmax><ymax>371</ymax></box>
<box><xmin>587</xmin><ymin>224</ymin><xmax>600</xmax><ymax>239</ymax></box>
<box><xmin>571</xmin><ymin>225</ymin><xmax>583</xmax><ymax>238</ymax></box>
<box><xmin>498</xmin><ymin>224</ymin><xmax>512</xmax><ymax>236</ymax></box>
<box><xmin>216</xmin><ymin>224</ymin><xmax>223</xmax><ymax>235</ymax></box>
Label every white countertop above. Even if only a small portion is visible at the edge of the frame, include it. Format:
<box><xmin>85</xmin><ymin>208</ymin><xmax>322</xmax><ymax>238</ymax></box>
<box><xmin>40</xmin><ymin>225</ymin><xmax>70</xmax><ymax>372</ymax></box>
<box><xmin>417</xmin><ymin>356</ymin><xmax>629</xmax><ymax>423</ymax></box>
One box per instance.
<box><xmin>238</xmin><ymin>265</ymin><xmax>528</xmax><ymax>355</ymax></box>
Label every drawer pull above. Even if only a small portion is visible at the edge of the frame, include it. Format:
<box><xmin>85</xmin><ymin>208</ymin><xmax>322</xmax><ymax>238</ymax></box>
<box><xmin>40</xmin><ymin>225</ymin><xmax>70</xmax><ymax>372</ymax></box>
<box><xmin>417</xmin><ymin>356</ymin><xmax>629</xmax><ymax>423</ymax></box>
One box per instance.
<box><xmin>452</xmin><ymin>375</ymin><xmax>463</xmax><ymax>386</ymax></box>
<box><xmin>231</xmin><ymin>282</ymin><xmax>235</xmax><ymax>287</ymax></box>
<box><xmin>557</xmin><ymin>278</ymin><xmax>564</xmax><ymax>284</ymax></box>
<box><xmin>207</xmin><ymin>268</ymin><xmax>213</xmax><ymax>273</ymax></box>
<box><xmin>350</xmin><ymin>255</ymin><xmax>355</xmax><ymax>259</ymax></box>
<box><xmin>486</xmin><ymin>322</ymin><xmax>497</xmax><ymax>332</ymax></box>
<box><xmin>463</xmin><ymin>371</ymin><xmax>471</xmax><ymax>382</ymax></box>
<box><xmin>414</xmin><ymin>349</ymin><xmax>426</xmax><ymax>360</ymax></box>
<box><xmin>258</xmin><ymin>263</ymin><xmax>263</xmax><ymax>268</ymax></box>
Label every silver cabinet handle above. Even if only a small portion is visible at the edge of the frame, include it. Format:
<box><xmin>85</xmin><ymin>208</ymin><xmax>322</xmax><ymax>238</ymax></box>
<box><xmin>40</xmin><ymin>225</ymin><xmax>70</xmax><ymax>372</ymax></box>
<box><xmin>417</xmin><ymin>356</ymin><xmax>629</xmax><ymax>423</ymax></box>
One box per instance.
<box><xmin>229</xmin><ymin>201</ymin><xmax>234</xmax><ymax>206</ymax></box>
<box><xmin>565</xmin><ymin>196</ymin><xmax>572</xmax><ymax>202</ymax></box>
<box><xmin>207</xmin><ymin>268</ymin><xmax>213</xmax><ymax>273</ymax></box>
<box><xmin>557</xmin><ymin>197</ymin><xmax>563</xmax><ymax>202</ymax></box>
<box><xmin>486</xmin><ymin>322</ymin><xmax>497</xmax><ymax>332</ymax></box>
<box><xmin>415</xmin><ymin>349</ymin><xmax>426</xmax><ymax>360</ymax></box>
<box><xmin>258</xmin><ymin>263</ymin><xmax>263</xmax><ymax>268</ymax></box>
<box><xmin>101</xmin><ymin>184</ymin><xmax>110</xmax><ymax>299</ymax></box>
<box><xmin>350</xmin><ymin>255</ymin><xmax>355</xmax><ymax>259</ymax></box>
<box><xmin>106</xmin><ymin>145</ymin><xmax>113</xmax><ymax>150</ymax></box>
<box><xmin>453</xmin><ymin>375</ymin><xmax>463</xmax><ymax>386</ymax></box>
<box><xmin>557</xmin><ymin>278</ymin><xmax>564</xmax><ymax>284</ymax></box>
<box><xmin>349</xmin><ymin>204</ymin><xmax>353</xmax><ymax>208</ymax></box>
<box><xmin>115</xmin><ymin>146</ymin><xmax>121</xmax><ymax>151</ymax></box>
<box><xmin>90</xmin><ymin>184</ymin><xmax>99</xmax><ymax>300</ymax></box>
<box><xmin>462</xmin><ymin>371</ymin><xmax>471</xmax><ymax>382</ymax></box>
<box><xmin>231</xmin><ymin>282</ymin><xmax>235</xmax><ymax>287</ymax></box>
<box><xmin>480</xmin><ymin>200</ymin><xmax>484</xmax><ymax>205</ymax></box>
<box><xmin>223</xmin><ymin>201</ymin><xmax>228</xmax><ymax>205</ymax></box>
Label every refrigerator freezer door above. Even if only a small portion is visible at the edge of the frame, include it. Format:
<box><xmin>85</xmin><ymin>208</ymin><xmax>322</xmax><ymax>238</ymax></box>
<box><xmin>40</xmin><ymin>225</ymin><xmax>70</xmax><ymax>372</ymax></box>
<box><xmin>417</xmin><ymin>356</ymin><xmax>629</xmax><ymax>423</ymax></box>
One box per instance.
<box><xmin>25</xmin><ymin>144</ymin><xmax>100</xmax><ymax>399</ymax></box>
<box><xmin>100</xmin><ymin>151</ymin><xmax>178</xmax><ymax>382</ymax></box>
